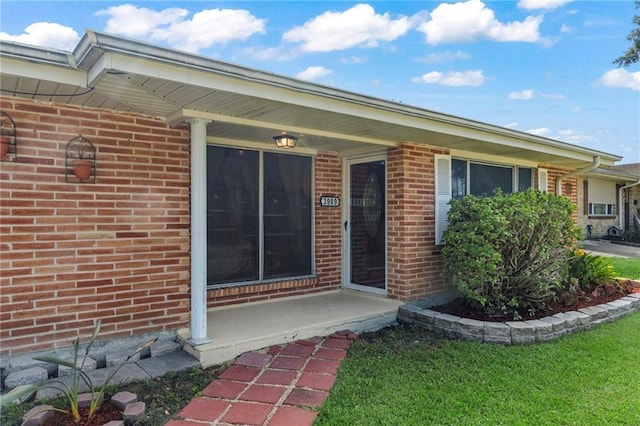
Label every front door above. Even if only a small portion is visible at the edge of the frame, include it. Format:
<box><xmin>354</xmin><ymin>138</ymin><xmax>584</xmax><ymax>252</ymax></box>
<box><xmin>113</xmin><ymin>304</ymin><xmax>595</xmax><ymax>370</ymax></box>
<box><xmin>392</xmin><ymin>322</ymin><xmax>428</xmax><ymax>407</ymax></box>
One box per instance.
<box><xmin>344</xmin><ymin>156</ymin><xmax>386</xmax><ymax>294</ymax></box>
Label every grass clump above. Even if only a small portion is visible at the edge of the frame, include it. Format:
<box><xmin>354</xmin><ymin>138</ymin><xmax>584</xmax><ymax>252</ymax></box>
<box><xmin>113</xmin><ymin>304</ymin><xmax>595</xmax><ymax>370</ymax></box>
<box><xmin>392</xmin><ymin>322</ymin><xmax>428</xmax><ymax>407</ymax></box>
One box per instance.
<box><xmin>316</xmin><ymin>313</ymin><xmax>640</xmax><ymax>426</ymax></box>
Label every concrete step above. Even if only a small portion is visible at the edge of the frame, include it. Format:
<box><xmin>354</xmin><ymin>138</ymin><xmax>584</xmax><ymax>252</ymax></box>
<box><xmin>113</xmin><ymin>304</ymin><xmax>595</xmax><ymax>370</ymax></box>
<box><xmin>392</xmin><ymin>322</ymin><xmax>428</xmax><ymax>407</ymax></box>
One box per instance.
<box><xmin>179</xmin><ymin>290</ymin><xmax>401</xmax><ymax>368</ymax></box>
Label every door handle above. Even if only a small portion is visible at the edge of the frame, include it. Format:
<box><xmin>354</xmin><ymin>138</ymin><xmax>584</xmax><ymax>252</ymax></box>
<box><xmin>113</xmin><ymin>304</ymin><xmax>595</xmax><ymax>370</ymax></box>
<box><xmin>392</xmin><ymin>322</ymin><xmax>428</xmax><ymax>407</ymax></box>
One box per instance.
<box><xmin>344</xmin><ymin>220</ymin><xmax>348</xmax><ymax>231</ymax></box>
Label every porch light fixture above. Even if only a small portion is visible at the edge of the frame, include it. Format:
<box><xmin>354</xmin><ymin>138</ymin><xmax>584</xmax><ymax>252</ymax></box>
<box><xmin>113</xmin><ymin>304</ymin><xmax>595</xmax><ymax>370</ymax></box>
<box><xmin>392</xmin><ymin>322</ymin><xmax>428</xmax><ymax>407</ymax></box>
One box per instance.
<box><xmin>273</xmin><ymin>134</ymin><xmax>297</xmax><ymax>149</ymax></box>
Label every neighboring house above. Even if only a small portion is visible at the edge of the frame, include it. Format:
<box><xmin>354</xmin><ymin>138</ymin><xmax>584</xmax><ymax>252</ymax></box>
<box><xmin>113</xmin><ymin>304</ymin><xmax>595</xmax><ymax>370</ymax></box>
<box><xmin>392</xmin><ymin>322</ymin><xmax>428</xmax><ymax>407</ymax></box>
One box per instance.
<box><xmin>607</xmin><ymin>163</ymin><xmax>640</xmax><ymax>235</ymax></box>
<box><xmin>0</xmin><ymin>31</ymin><xmax>628</xmax><ymax>359</ymax></box>
<box><xmin>576</xmin><ymin>167</ymin><xmax>640</xmax><ymax>239</ymax></box>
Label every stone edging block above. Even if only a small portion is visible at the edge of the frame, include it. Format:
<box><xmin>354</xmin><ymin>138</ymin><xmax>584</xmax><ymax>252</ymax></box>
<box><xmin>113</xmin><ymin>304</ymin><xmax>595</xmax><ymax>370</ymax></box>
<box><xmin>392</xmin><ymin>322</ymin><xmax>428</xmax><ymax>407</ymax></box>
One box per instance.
<box><xmin>398</xmin><ymin>293</ymin><xmax>640</xmax><ymax>345</ymax></box>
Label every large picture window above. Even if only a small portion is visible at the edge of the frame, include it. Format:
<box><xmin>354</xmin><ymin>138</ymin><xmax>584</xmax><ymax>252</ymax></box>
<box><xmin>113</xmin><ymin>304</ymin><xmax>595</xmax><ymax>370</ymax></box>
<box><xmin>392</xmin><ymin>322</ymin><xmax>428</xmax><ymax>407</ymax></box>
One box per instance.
<box><xmin>206</xmin><ymin>146</ymin><xmax>312</xmax><ymax>286</ymax></box>
<box><xmin>435</xmin><ymin>156</ymin><xmax>535</xmax><ymax>245</ymax></box>
<box><xmin>452</xmin><ymin>159</ymin><xmax>532</xmax><ymax>199</ymax></box>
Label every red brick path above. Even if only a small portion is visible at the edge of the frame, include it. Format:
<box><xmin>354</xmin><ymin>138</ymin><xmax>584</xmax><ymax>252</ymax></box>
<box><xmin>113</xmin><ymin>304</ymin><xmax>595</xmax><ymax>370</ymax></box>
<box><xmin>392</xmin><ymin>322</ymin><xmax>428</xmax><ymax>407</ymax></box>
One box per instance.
<box><xmin>167</xmin><ymin>331</ymin><xmax>357</xmax><ymax>425</ymax></box>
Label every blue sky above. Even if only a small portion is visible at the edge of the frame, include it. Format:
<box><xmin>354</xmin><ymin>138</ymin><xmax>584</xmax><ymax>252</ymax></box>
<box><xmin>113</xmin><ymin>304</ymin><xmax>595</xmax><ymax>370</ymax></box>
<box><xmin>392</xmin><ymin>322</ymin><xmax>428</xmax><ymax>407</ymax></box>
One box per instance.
<box><xmin>1</xmin><ymin>1</ymin><xmax>638</xmax><ymax>163</ymax></box>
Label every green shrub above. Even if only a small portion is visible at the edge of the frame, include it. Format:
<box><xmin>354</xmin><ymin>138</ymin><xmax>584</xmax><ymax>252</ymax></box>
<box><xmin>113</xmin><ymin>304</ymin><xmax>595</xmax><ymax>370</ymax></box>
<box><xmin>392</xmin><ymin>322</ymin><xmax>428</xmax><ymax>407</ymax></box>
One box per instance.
<box><xmin>442</xmin><ymin>190</ymin><xmax>580</xmax><ymax>317</ymax></box>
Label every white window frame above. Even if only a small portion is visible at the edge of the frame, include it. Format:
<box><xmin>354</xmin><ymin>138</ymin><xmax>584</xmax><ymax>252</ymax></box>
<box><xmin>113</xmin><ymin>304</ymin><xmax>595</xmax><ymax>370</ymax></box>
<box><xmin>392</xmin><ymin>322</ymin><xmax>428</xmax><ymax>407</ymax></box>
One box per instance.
<box><xmin>453</xmin><ymin>158</ymin><xmax>533</xmax><ymax>198</ymax></box>
<box><xmin>588</xmin><ymin>203</ymin><xmax>615</xmax><ymax>216</ymax></box>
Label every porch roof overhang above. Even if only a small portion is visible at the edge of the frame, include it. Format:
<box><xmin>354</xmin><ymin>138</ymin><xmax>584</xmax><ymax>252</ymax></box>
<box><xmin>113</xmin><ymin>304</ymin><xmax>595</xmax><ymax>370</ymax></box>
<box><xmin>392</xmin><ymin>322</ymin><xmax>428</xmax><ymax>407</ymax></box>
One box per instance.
<box><xmin>585</xmin><ymin>168</ymin><xmax>640</xmax><ymax>183</ymax></box>
<box><xmin>0</xmin><ymin>30</ymin><xmax>623</xmax><ymax>168</ymax></box>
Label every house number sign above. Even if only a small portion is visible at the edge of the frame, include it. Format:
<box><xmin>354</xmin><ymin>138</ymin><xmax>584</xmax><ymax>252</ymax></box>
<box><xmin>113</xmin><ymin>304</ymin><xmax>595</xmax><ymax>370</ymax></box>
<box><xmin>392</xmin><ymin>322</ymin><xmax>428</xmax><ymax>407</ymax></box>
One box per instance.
<box><xmin>320</xmin><ymin>195</ymin><xmax>340</xmax><ymax>207</ymax></box>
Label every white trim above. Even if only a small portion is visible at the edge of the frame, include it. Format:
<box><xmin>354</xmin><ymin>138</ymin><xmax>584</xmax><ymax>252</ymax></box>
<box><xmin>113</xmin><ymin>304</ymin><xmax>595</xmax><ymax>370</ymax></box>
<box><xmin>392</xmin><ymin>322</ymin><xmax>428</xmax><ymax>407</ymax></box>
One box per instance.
<box><xmin>434</xmin><ymin>154</ymin><xmax>452</xmax><ymax>245</ymax></box>
<box><xmin>189</xmin><ymin>118</ymin><xmax>212</xmax><ymax>346</ymax></box>
<box><xmin>538</xmin><ymin>169</ymin><xmax>549</xmax><ymax>192</ymax></box>
<box><xmin>343</xmin><ymin>154</ymin><xmax>388</xmax><ymax>295</ymax></box>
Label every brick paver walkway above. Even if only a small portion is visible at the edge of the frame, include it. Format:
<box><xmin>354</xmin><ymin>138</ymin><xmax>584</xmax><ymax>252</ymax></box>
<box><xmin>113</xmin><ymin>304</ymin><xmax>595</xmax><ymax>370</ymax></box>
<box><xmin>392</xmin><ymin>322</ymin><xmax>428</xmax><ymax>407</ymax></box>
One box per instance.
<box><xmin>167</xmin><ymin>331</ymin><xmax>357</xmax><ymax>426</ymax></box>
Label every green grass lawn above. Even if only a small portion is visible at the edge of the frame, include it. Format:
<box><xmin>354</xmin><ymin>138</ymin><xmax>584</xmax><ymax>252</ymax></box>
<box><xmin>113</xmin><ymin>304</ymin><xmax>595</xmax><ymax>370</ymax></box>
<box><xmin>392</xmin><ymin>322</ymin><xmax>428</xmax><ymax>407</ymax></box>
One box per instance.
<box><xmin>608</xmin><ymin>257</ymin><xmax>640</xmax><ymax>280</ymax></box>
<box><xmin>316</xmin><ymin>312</ymin><xmax>640</xmax><ymax>426</ymax></box>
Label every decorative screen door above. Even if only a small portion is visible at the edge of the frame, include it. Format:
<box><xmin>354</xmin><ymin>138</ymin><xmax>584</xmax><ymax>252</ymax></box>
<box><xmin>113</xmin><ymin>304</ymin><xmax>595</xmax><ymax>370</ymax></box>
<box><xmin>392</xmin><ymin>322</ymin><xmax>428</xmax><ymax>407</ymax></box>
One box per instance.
<box><xmin>344</xmin><ymin>156</ymin><xmax>386</xmax><ymax>294</ymax></box>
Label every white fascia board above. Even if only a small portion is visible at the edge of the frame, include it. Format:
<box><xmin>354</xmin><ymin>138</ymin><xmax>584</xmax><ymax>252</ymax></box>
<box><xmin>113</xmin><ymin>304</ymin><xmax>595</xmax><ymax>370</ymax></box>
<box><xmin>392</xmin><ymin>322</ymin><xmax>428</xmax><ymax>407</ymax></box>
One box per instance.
<box><xmin>172</xmin><ymin>109</ymin><xmax>398</xmax><ymax>147</ymax></box>
<box><xmin>0</xmin><ymin>57</ymin><xmax>87</xmax><ymax>88</ymax></box>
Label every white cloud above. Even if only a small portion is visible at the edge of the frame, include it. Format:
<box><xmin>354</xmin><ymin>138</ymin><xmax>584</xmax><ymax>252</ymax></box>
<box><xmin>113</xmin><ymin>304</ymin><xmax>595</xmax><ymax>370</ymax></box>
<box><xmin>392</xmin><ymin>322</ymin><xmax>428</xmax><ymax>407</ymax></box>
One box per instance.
<box><xmin>509</xmin><ymin>89</ymin><xmax>535</xmax><ymax>99</ymax></box>
<box><xmin>96</xmin><ymin>5</ymin><xmax>265</xmax><ymax>52</ymax></box>
<box><xmin>283</xmin><ymin>4</ymin><xmax>411</xmax><ymax>52</ymax></box>
<box><xmin>526</xmin><ymin>127</ymin><xmax>552</xmax><ymax>136</ymax></box>
<box><xmin>504</xmin><ymin>122</ymin><xmax>520</xmax><ymax>128</ymax></box>
<box><xmin>596</xmin><ymin>69</ymin><xmax>640</xmax><ymax>91</ymax></box>
<box><xmin>0</xmin><ymin>22</ymin><xmax>80</xmax><ymax>51</ymax></box>
<box><xmin>412</xmin><ymin>70</ymin><xmax>486</xmax><ymax>86</ymax></box>
<box><xmin>97</xmin><ymin>5</ymin><xmax>187</xmax><ymax>38</ymax></box>
<box><xmin>418</xmin><ymin>0</ymin><xmax>543</xmax><ymax>45</ymax></box>
<box><xmin>418</xmin><ymin>50</ymin><xmax>471</xmax><ymax>64</ymax></box>
<box><xmin>518</xmin><ymin>0</ymin><xmax>573</xmax><ymax>10</ymax></box>
<box><xmin>296</xmin><ymin>66</ymin><xmax>332</xmax><ymax>81</ymax></box>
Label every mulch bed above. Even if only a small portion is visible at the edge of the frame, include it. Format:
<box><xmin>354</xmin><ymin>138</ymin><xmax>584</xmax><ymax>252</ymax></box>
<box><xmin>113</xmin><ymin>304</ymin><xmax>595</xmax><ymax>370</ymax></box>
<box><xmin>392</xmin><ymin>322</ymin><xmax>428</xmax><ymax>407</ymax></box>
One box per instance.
<box><xmin>432</xmin><ymin>282</ymin><xmax>640</xmax><ymax>322</ymax></box>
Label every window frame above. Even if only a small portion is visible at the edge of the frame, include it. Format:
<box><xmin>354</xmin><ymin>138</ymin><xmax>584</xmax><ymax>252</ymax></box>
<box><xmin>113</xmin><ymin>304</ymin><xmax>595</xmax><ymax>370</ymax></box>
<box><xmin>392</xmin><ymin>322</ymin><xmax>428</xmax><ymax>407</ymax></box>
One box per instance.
<box><xmin>588</xmin><ymin>202</ymin><xmax>615</xmax><ymax>217</ymax></box>
<box><xmin>451</xmin><ymin>158</ymin><xmax>533</xmax><ymax>199</ymax></box>
<box><xmin>206</xmin><ymin>145</ymin><xmax>315</xmax><ymax>288</ymax></box>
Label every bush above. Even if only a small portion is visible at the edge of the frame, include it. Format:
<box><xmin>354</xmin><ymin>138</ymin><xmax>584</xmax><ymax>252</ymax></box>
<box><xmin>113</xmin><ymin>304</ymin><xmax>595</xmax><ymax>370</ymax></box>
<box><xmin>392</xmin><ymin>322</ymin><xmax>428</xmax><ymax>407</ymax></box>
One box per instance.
<box><xmin>442</xmin><ymin>190</ymin><xmax>580</xmax><ymax>317</ymax></box>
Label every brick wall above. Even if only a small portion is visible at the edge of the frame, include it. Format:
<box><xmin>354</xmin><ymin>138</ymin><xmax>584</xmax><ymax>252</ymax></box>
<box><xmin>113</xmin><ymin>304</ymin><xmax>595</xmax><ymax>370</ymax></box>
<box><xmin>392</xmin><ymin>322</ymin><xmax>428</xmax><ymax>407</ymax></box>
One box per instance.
<box><xmin>0</xmin><ymin>98</ymin><xmax>192</xmax><ymax>357</ymax></box>
<box><xmin>205</xmin><ymin>151</ymin><xmax>342</xmax><ymax>307</ymax></box>
<box><xmin>387</xmin><ymin>143</ymin><xmax>450</xmax><ymax>302</ymax></box>
<box><xmin>542</xmin><ymin>164</ymin><xmax>578</xmax><ymax>219</ymax></box>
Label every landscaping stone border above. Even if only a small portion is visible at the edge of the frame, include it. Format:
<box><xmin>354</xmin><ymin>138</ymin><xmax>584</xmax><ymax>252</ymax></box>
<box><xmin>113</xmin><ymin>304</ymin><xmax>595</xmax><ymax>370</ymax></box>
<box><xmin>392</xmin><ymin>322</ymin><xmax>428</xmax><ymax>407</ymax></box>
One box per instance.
<box><xmin>398</xmin><ymin>293</ymin><xmax>640</xmax><ymax>344</ymax></box>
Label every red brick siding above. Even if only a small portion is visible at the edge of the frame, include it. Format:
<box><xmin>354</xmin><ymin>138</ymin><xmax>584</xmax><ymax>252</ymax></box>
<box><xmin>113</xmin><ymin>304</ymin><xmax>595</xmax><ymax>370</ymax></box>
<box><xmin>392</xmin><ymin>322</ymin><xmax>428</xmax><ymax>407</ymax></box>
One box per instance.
<box><xmin>541</xmin><ymin>164</ymin><xmax>579</xmax><ymax>220</ymax></box>
<box><xmin>386</xmin><ymin>143</ymin><xmax>451</xmax><ymax>302</ymax></box>
<box><xmin>0</xmin><ymin>98</ymin><xmax>192</xmax><ymax>356</ymax></box>
<box><xmin>205</xmin><ymin>152</ymin><xmax>342</xmax><ymax>307</ymax></box>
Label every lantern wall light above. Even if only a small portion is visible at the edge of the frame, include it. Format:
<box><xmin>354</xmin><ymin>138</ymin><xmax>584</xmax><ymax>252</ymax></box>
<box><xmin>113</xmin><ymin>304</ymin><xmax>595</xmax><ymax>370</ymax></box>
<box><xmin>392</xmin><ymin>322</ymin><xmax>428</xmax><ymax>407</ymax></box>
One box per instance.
<box><xmin>273</xmin><ymin>134</ymin><xmax>297</xmax><ymax>149</ymax></box>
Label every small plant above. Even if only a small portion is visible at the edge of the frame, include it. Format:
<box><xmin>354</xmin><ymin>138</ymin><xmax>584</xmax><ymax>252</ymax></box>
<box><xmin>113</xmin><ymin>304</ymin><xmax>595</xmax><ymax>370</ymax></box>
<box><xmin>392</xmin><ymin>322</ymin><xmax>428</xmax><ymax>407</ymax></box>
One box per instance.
<box><xmin>0</xmin><ymin>320</ymin><xmax>156</xmax><ymax>423</ymax></box>
<box><xmin>65</xmin><ymin>135</ymin><xmax>95</xmax><ymax>180</ymax></box>
<box><xmin>567</xmin><ymin>249</ymin><xmax>617</xmax><ymax>288</ymax></box>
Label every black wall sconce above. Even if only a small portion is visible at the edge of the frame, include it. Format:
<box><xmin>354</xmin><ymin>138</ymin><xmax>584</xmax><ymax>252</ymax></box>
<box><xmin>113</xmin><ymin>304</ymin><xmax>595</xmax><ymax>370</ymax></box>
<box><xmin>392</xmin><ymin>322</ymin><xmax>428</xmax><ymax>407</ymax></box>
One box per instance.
<box><xmin>1</xmin><ymin>111</ymin><xmax>17</xmax><ymax>162</ymax></box>
<box><xmin>65</xmin><ymin>135</ymin><xmax>96</xmax><ymax>183</ymax></box>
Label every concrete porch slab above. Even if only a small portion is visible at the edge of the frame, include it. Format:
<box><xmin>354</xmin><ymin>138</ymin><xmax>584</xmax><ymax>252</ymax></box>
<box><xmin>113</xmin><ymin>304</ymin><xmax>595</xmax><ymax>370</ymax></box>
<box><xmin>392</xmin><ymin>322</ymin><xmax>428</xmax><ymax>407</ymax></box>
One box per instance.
<box><xmin>179</xmin><ymin>290</ymin><xmax>401</xmax><ymax>367</ymax></box>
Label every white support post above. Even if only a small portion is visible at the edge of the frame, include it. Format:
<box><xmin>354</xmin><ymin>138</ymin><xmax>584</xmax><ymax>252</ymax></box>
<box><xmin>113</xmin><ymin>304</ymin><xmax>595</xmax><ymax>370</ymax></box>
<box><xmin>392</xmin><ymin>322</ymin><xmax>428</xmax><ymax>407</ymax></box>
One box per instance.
<box><xmin>188</xmin><ymin>118</ymin><xmax>212</xmax><ymax>345</ymax></box>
